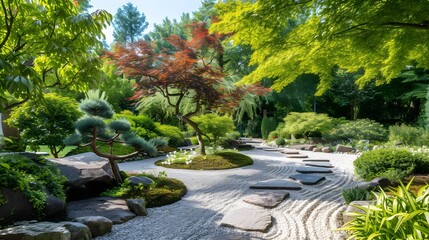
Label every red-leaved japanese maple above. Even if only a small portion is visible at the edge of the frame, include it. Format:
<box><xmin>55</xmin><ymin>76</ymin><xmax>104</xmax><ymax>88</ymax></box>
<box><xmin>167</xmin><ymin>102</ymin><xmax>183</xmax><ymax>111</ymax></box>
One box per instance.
<box><xmin>107</xmin><ymin>22</ymin><xmax>268</xmax><ymax>155</ymax></box>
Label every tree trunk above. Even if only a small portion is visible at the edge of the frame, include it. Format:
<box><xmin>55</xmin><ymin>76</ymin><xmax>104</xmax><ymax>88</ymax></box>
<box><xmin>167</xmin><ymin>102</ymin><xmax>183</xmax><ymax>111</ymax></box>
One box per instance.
<box><xmin>108</xmin><ymin>157</ymin><xmax>123</xmax><ymax>183</ymax></box>
<box><xmin>181</xmin><ymin>116</ymin><xmax>206</xmax><ymax>155</ymax></box>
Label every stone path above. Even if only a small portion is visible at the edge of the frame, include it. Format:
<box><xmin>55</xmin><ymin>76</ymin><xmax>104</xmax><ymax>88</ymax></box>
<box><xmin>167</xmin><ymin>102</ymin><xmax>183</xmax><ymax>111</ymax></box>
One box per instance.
<box><xmin>97</xmin><ymin>148</ymin><xmax>358</xmax><ymax>240</ymax></box>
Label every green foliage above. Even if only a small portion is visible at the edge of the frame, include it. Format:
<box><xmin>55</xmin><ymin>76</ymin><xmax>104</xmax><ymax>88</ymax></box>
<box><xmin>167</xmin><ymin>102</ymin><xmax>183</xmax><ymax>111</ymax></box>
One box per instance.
<box><xmin>155</xmin><ymin>124</ymin><xmax>185</xmax><ymax>147</ymax></box>
<box><xmin>79</xmin><ymin>99</ymin><xmax>114</xmax><ymax>119</ymax></box>
<box><xmin>75</xmin><ymin>117</ymin><xmax>106</xmax><ymax>135</ymax></box>
<box><xmin>389</xmin><ymin>124</ymin><xmax>429</xmax><ymax>146</ymax></box>
<box><xmin>113</xmin><ymin>3</ymin><xmax>149</xmax><ymax>44</ymax></box>
<box><xmin>6</xmin><ymin>93</ymin><xmax>82</xmax><ymax>157</ymax></box>
<box><xmin>190</xmin><ymin>114</ymin><xmax>235</xmax><ymax>144</ymax></box>
<box><xmin>261</xmin><ymin>116</ymin><xmax>278</xmax><ymax>140</ymax></box>
<box><xmin>341</xmin><ymin>188</ymin><xmax>373</xmax><ymax>205</ymax></box>
<box><xmin>0</xmin><ymin>154</ymin><xmax>67</xmax><ymax>219</ymax></box>
<box><xmin>354</xmin><ymin>148</ymin><xmax>429</xmax><ymax>182</ymax></box>
<box><xmin>0</xmin><ymin>0</ymin><xmax>112</xmax><ymax>111</ymax></box>
<box><xmin>324</xmin><ymin>119</ymin><xmax>388</xmax><ymax>142</ymax></box>
<box><xmin>65</xmin><ymin>142</ymin><xmax>136</xmax><ymax>158</ymax></box>
<box><xmin>156</xmin><ymin>151</ymin><xmax>253</xmax><ymax>170</ymax></box>
<box><xmin>211</xmin><ymin>1</ymin><xmax>429</xmax><ymax>95</ymax></box>
<box><xmin>125</xmin><ymin>138</ymin><xmax>157</xmax><ymax>157</ymax></box>
<box><xmin>0</xmin><ymin>136</ymin><xmax>26</xmax><ymax>152</ymax></box>
<box><xmin>280</xmin><ymin>112</ymin><xmax>336</xmax><ymax>139</ymax></box>
<box><xmin>102</xmin><ymin>173</ymin><xmax>187</xmax><ymax>208</ymax></box>
<box><xmin>109</xmin><ymin>119</ymin><xmax>131</xmax><ymax>133</ymax></box>
<box><xmin>339</xmin><ymin>182</ymin><xmax>429</xmax><ymax>239</ymax></box>
<box><xmin>115</xmin><ymin>114</ymin><xmax>159</xmax><ymax>139</ymax></box>
<box><xmin>275</xmin><ymin>137</ymin><xmax>286</xmax><ymax>146</ymax></box>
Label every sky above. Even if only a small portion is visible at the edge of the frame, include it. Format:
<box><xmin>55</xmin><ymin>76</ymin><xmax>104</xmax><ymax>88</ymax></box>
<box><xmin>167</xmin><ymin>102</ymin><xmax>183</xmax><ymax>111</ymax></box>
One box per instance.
<box><xmin>89</xmin><ymin>0</ymin><xmax>203</xmax><ymax>44</ymax></box>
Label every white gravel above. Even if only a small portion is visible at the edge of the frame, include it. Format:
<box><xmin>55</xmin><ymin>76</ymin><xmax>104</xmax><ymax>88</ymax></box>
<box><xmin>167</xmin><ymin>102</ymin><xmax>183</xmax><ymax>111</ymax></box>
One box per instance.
<box><xmin>96</xmin><ymin>149</ymin><xmax>359</xmax><ymax>240</ymax></box>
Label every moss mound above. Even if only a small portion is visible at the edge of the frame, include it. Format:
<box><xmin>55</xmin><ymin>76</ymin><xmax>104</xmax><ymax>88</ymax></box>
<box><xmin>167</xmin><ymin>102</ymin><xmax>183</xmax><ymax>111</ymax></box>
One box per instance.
<box><xmin>155</xmin><ymin>152</ymin><xmax>253</xmax><ymax>170</ymax></box>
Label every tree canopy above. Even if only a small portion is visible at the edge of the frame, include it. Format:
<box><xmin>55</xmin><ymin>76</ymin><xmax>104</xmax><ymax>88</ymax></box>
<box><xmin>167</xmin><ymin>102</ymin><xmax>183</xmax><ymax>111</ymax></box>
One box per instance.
<box><xmin>211</xmin><ymin>0</ymin><xmax>429</xmax><ymax>95</ymax></box>
<box><xmin>0</xmin><ymin>0</ymin><xmax>111</xmax><ymax>111</ymax></box>
<box><xmin>113</xmin><ymin>2</ymin><xmax>148</xmax><ymax>44</ymax></box>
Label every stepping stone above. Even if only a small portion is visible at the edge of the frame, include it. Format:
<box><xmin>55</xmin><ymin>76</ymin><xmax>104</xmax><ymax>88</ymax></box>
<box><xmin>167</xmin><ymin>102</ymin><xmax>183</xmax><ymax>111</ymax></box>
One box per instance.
<box><xmin>302</xmin><ymin>159</ymin><xmax>330</xmax><ymax>162</ymax></box>
<box><xmin>243</xmin><ymin>191</ymin><xmax>289</xmax><ymax>208</ymax></box>
<box><xmin>220</xmin><ymin>208</ymin><xmax>272</xmax><ymax>232</ymax></box>
<box><xmin>296</xmin><ymin>166</ymin><xmax>333</xmax><ymax>174</ymax></box>
<box><xmin>285</xmin><ymin>154</ymin><xmax>308</xmax><ymax>158</ymax></box>
<box><xmin>249</xmin><ymin>179</ymin><xmax>302</xmax><ymax>190</ymax></box>
<box><xmin>289</xmin><ymin>174</ymin><xmax>326</xmax><ymax>185</ymax></box>
<box><xmin>304</xmin><ymin>162</ymin><xmax>334</xmax><ymax>168</ymax></box>
<box><xmin>208</xmin><ymin>234</ymin><xmax>264</xmax><ymax>240</ymax></box>
<box><xmin>263</xmin><ymin>148</ymin><xmax>281</xmax><ymax>151</ymax></box>
<box><xmin>281</xmin><ymin>150</ymin><xmax>300</xmax><ymax>154</ymax></box>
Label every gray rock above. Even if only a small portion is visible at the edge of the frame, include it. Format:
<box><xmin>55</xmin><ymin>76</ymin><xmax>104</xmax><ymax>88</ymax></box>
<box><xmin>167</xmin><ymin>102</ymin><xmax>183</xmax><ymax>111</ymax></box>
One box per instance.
<box><xmin>0</xmin><ymin>187</ymin><xmax>66</xmax><ymax>226</ymax></box>
<box><xmin>73</xmin><ymin>216</ymin><xmax>113</xmax><ymax>237</ymax></box>
<box><xmin>208</xmin><ymin>234</ymin><xmax>264</xmax><ymax>240</ymax></box>
<box><xmin>221</xmin><ymin>208</ymin><xmax>272</xmax><ymax>232</ymax></box>
<box><xmin>322</xmin><ymin>147</ymin><xmax>332</xmax><ymax>153</ymax></box>
<box><xmin>312</xmin><ymin>147</ymin><xmax>322</xmax><ymax>152</ymax></box>
<box><xmin>127</xmin><ymin>198</ymin><xmax>148</xmax><ymax>216</ymax></box>
<box><xmin>60</xmin><ymin>222</ymin><xmax>91</xmax><ymax>240</ymax></box>
<box><xmin>304</xmin><ymin>162</ymin><xmax>334</xmax><ymax>168</ymax></box>
<box><xmin>0</xmin><ymin>222</ymin><xmax>71</xmax><ymax>240</ymax></box>
<box><xmin>371</xmin><ymin>177</ymin><xmax>392</xmax><ymax>188</ymax></box>
<box><xmin>302</xmin><ymin>159</ymin><xmax>330</xmax><ymax>162</ymax></box>
<box><xmin>296</xmin><ymin>166</ymin><xmax>333</xmax><ymax>174</ymax></box>
<box><xmin>48</xmin><ymin>152</ymin><xmax>116</xmax><ymax>199</ymax></box>
<box><xmin>128</xmin><ymin>176</ymin><xmax>154</xmax><ymax>187</ymax></box>
<box><xmin>356</xmin><ymin>181</ymin><xmax>379</xmax><ymax>190</ymax></box>
<box><xmin>281</xmin><ymin>150</ymin><xmax>300</xmax><ymax>154</ymax></box>
<box><xmin>343</xmin><ymin>201</ymin><xmax>373</xmax><ymax>224</ymax></box>
<box><xmin>304</xmin><ymin>145</ymin><xmax>317</xmax><ymax>151</ymax></box>
<box><xmin>242</xmin><ymin>191</ymin><xmax>289</xmax><ymax>208</ymax></box>
<box><xmin>336</xmin><ymin>144</ymin><xmax>353</xmax><ymax>153</ymax></box>
<box><xmin>68</xmin><ymin>197</ymin><xmax>136</xmax><ymax>224</ymax></box>
<box><xmin>289</xmin><ymin>174</ymin><xmax>326</xmax><ymax>185</ymax></box>
<box><xmin>249</xmin><ymin>179</ymin><xmax>302</xmax><ymax>190</ymax></box>
<box><xmin>285</xmin><ymin>154</ymin><xmax>308</xmax><ymax>158</ymax></box>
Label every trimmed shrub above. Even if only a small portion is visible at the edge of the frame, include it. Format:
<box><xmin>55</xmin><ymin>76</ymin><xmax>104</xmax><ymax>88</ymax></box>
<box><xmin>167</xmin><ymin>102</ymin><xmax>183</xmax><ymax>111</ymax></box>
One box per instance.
<box><xmin>325</xmin><ymin>119</ymin><xmax>387</xmax><ymax>142</ymax></box>
<box><xmin>190</xmin><ymin>114</ymin><xmax>235</xmax><ymax>144</ymax></box>
<box><xmin>354</xmin><ymin>148</ymin><xmax>429</xmax><ymax>182</ymax></box>
<box><xmin>341</xmin><ymin>188</ymin><xmax>373</xmax><ymax>204</ymax></box>
<box><xmin>65</xmin><ymin>142</ymin><xmax>136</xmax><ymax>157</ymax></box>
<box><xmin>281</xmin><ymin>112</ymin><xmax>336</xmax><ymax>139</ymax></box>
<box><xmin>389</xmin><ymin>124</ymin><xmax>429</xmax><ymax>146</ymax></box>
<box><xmin>275</xmin><ymin>137</ymin><xmax>286</xmax><ymax>146</ymax></box>
<box><xmin>339</xmin><ymin>182</ymin><xmax>429</xmax><ymax>239</ymax></box>
<box><xmin>155</xmin><ymin>124</ymin><xmax>185</xmax><ymax>147</ymax></box>
<box><xmin>261</xmin><ymin>116</ymin><xmax>278</xmax><ymax>139</ymax></box>
<box><xmin>115</xmin><ymin>114</ymin><xmax>159</xmax><ymax>139</ymax></box>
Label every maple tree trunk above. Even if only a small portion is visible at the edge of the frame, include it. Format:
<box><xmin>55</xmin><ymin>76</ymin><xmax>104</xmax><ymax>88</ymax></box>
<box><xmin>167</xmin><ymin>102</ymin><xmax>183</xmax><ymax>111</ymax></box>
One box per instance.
<box><xmin>181</xmin><ymin>116</ymin><xmax>206</xmax><ymax>155</ymax></box>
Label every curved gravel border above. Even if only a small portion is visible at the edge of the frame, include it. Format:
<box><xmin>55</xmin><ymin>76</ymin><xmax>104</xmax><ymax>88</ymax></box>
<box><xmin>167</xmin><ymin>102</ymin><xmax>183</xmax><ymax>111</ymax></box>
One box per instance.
<box><xmin>96</xmin><ymin>149</ymin><xmax>359</xmax><ymax>240</ymax></box>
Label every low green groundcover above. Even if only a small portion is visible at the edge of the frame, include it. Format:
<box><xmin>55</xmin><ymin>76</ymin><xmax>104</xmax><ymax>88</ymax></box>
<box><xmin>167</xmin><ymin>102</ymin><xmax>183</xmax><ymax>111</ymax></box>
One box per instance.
<box><xmin>102</xmin><ymin>173</ymin><xmax>187</xmax><ymax>208</ymax></box>
<box><xmin>155</xmin><ymin>152</ymin><xmax>253</xmax><ymax>170</ymax></box>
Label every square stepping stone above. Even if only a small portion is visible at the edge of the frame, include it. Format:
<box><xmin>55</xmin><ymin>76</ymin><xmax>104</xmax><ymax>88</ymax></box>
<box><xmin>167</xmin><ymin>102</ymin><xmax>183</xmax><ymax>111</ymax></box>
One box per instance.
<box><xmin>296</xmin><ymin>166</ymin><xmax>333</xmax><ymax>174</ymax></box>
<box><xmin>302</xmin><ymin>159</ymin><xmax>330</xmax><ymax>162</ymax></box>
<box><xmin>289</xmin><ymin>174</ymin><xmax>326</xmax><ymax>185</ymax></box>
<box><xmin>249</xmin><ymin>179</ymin><xmax>302</xmax><ymax>190</ymax></box>
<box><xmin>285</xmin><ymin>154</ymin><xmax>308</xmax><ymax>158</ymax></box>
<box><xmin>281</xmin><ymin>150</ymin><xmax>300</xmax><ymax>154</ymax></box>
<box><xmin>304</xmin><ymin>162</ymin><xmax>334</xmax><ymax>168</ymax></box>
<box><xmin>243</xmin><ymin>191</ymin><xmax>289</xmax><ymax>208</ymax></box>
<box><xmin>220</xmin><ymin>208</ymin><xmax>272</xmax><ymax>232</ymax></box>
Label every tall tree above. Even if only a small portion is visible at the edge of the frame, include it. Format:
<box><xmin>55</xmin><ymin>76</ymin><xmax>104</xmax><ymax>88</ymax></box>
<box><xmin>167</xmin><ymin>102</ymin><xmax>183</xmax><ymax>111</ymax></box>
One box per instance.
<box><xmin>112</xmin><ymin>3</ymin><xmax>148</xmax><ymax>44</ymax></box>
<box><xmin>107</xmin><ymin>22</ymin><xmax>268</xmax><ymax>155</ymax></box>
<box><xmin>211</xmin><ymin>0</ymin><xmax>429</xmax><ymax>94</ymax></box>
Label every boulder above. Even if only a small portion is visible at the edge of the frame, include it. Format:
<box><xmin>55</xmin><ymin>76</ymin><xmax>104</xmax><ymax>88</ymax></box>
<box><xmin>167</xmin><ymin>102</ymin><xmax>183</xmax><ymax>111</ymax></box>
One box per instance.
<box><xmin>343</xmin><ymin>201</ymin><xmax>373</xmax><ymax>224</ymax></box>
<box><xmin>48</xmin><ymin>152</ymin><xmax>116</xmax><ymax>200</ymax></box>
<box><xmin>336</xmin><ymin>144</ymin><xmax>353</xmax><ymax>153</ymax></box>
<box><xmin>0</xmin><ymin>187</ymin><xmax>66</xmax><ymax>226</ymax></box>
<box><xmin>321</xmin><ymin>147</ymin><xmax>332</xmax><ymax>153</ymax></box>
<box><xmin>128</xmin><ymin>176</ymin><xmax>154</xmax><ymax>188</ymax></box>
<box><xmin>221</xmin><ymin>208</ymin><xmax>272</xmax><ymax>232</ymax></box>
<box><xmin>0</xmin><ymin>222</ymin><xmax>71</xmax><ymax>240</ymax></box>
<box><xmin>68</xmin><ymin>197</ymin><xmax>136</xmax><ymax>224</ymax></box>
<box><xmin>60</xmin><ymin>222</ymin><xmax>91</xmax><ymax>240</ymax></box>
<box><xmin>127</xmin><ymin>198</ymin><xmax>148</xmax><ymax>216</ymax></box>
<box><xmin>371</xmin><ymin>177</ymin><xmax>392</xmax><ymax>188</ymax></box>
<box><xmin>73</xmin><ymin>216</ymin><xmax>113</xmax><ymax>237</ymax></box>
<box><xmin>356</xmin><ymin>182</ymin><xmax>379</xmax><ymax>190</ymax></box>
<box><xmin>312</xmin><ymin>147</ymin><xmax>322</xmax><ymax>152</ymax></box>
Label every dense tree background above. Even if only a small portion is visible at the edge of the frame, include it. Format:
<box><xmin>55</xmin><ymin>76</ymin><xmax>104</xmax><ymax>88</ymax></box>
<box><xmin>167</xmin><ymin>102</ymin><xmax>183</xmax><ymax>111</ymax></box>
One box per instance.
<box><xmin>112</xmin><ymin>2</ymin><xmax>149</xmax><ymax>44</ymax></box>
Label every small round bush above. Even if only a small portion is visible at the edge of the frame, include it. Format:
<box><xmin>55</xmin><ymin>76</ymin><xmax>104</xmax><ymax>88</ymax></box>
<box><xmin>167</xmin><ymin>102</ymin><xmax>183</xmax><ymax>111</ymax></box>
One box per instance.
<box><xmin>275</xmin><ymin>137</ymin><xmax>286</xmax><ymax>146</ymax></box>
<box><xmin>354</xmin><ymin>148</ymin><xmax>429</xmax><ymax>182</ymax></box>
<box><xmin>156</xmin><ymin>124</ymin><xmax>185</xmax><ymax>147</ymax></box>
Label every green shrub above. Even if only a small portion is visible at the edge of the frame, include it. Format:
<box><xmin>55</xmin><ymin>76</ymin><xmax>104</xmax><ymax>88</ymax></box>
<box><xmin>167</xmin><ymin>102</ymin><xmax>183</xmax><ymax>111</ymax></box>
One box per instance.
<box><xmin>0</xmin><ymin>154</ymin><xmax>67</xmax><ymax>219</ymax></box>
<box><xmin>6</xmin><ymin>93</ymin><xmax>82</xmax><ymax>157</ymax></box>
<box><xmin>65</xmin><ymin>142</ymin><xmax>136</xmax><ymax>157</ymax></box>
<box><xmin>389</xmin><ymin>124</ymin><xmax>429</xmax><ymax>146</ymax></box>
<box><xmin>325</xmin><ymin>119</ymin><xmax>387</xmax><ymax>142</ymax></box>
<box><xmin>275</xmin><ymin>137</ymin><xmax>286</xmax><ymax>146</ymax></box>
<box><xmin>341</xmin><ymin>188</ymin><xmax>373</xmax><ymax>204</ymax></box>
<box><xmin>281</xmin><ymin>112</ymin><xmax>336</xmax><ymax>139</ymax></box>
<box><xmin>115</xmin><ymin>114</ymin><xmax>159</xmax><ymax>139</ymax></box>
<box><xmin>354</xmin><ymin>148</ymin><xmax>429</xmax><ymax>182</ymax></box>
<box><xmin>190</xmin><ymin>114</ymin><xmax>235</xmax><ymax>144</ymax></box>
<box><xmin>155</xmin><ymin>124</ymin><xmax>185</xmax><ymax>147</ymax></box>
<box><xmin>261</xmin><ymin>116</ymin><xmax>278</xmax><ymax>139</ymax></box>
<box><xmin>1</xmin><ymin>136</ymin><xmax>26</xmax><ymax>152</ymax></box>
<box><xmin>339</xmin><ymin>182</ymin><xmax>429</xmax><ymax>239</ymax></box>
